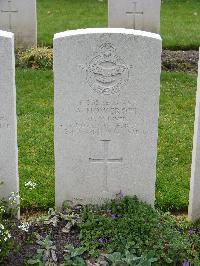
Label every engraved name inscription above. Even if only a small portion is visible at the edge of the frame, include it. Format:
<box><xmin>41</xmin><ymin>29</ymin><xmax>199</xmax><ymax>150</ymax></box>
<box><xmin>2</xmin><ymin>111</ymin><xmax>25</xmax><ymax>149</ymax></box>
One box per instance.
<box><xmin>62</xmin><ymin>99</ymin><xmax>141</xmax><ymax>136</ymax></box>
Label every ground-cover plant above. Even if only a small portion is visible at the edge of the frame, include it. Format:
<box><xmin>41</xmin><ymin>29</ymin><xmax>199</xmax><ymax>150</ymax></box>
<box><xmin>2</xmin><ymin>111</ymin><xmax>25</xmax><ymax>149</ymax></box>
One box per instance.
<box><xmin>105</xmin><ymin>250</ymin><xmax>158</xmax><ymax>265</ymax></box>
<box><xmin>27</xmin><ymin>234</ymin><xmax>57</xmax><ymax>265</ymax></box>
<box><xmin>79</xmin><ymin>196</ymin><xmax>200</xmax><ymax>265</ymax></box>
<box><xmin>3</xmin><ymin>196</ymin><xmax>200</xmax><ymax>265</ymax></box>
<box><xmin>4</xmin><ymin>204</ymin><xmax>82</xmax><ymax>265</ymax></box>
<box><xmin>16</xmin><ymin>69</ymin><xmax>197</xmax><ymax>211</ymax></box>
<box><xmin>0</xmin><ymin>201</ymin><xmax>12</xmax><ymax>262</ymax></box>
<box><xmin>64</xmin><ymin>244</ymin><xmax>87</xmax><ymax>265</ymax></box>
<box><xmin>36</xmin><ymin>0</ymin><xmax>200</xmax><ymax>49</ymax></box>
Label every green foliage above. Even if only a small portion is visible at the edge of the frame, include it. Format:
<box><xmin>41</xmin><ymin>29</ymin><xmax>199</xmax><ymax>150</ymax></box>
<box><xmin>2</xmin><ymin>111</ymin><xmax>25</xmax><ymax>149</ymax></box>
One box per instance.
<box><xmin>0</xmin><ymin>205</ymin><xmax>12</xmax><ymax>262</ymax></box>
<box><xmin>105</xmin><ymin>250</ymin><xmax>158</xmax><ymax>266</ymax></box>
<box><xmin>2</xmin><ymin>197</ymin><xmax>200</xmax><ymax>264</ymax></box>
<box><xmin>0</xmin><ymin>194</ymin><xmax>19</xmax><ymax>219</ymax></box>
<box><xmin>36</xmin><ymin>0</ymin><xmax>200</xmax><ymax>49</ymax></box>
<box><xmin>27</xmin><ymin>234</ymin><xmax>57</xmax><ymax>265</ymax></box>
<box><xmin>0</xmin><ymin>184</ymin><xmax>19</xmax><ymax>262</ymax></box>
<box><xmin>64</xmin><ymin>244</ymin><xmax>86</xmax><ymax>266</ymax></box>
<box><xmin>79</xmin><ymin>197</ymin><xmax>200</xmax><ymax>264</ymax></box>
<box><xmin>17</xmin><ymin>47</ymin><xmax>53</xmax><ymax>70</ymax></box>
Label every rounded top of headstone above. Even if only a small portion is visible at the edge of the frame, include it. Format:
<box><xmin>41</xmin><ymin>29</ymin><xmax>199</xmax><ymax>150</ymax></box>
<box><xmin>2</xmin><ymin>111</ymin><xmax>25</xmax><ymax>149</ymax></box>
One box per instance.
<box><xmin>54</xmin><ymin>28</ymin><xmax>161</xmax><ymax>41</ymax></box>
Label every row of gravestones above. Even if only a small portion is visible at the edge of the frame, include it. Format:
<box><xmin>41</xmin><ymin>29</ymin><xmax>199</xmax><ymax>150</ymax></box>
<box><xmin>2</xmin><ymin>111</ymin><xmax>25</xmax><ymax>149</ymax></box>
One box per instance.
<box><xmin>0</xmin><ymin>0</ymin><xmax>200</xmax><ymax>222</ymax></box>
<box><xmin>1</xmin><ymin>29</ymin><xmax>200</xmax><ymax>221</ymax></box>
<box><xmin>0</xmin><ymin>0</ymin><xmax>161</xmax><ymax>49</ymax></box>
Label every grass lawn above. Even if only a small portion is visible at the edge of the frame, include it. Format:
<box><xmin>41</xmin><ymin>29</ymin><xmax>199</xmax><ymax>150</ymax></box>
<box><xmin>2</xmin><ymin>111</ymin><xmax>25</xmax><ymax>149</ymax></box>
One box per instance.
<box><xmin>16</xmin><ymin>70</ymin><xmax>54</xmax><ymax>209</ymax></box>
<box><xmin>37</xmin><ymin>0</ymin><xmax>200</xmax><ymax>49</ymax></box>
<box><xmin>16</xmin><ymin>69</ymin><xmax>197</xmax><ymax>211</ymax></box>
<box><xmin>161</xmin><ymin>0</ymin><xmax>200</xmax><ymax>49</ymax></box>
<box><xmin>156</xmin><ymin>72</ymin><xmax>197</xmax><ymax>211</ymax></box>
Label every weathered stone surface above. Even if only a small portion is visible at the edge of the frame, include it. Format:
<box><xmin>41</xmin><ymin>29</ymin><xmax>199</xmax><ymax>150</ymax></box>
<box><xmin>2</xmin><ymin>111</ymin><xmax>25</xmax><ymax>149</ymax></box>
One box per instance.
<box><xmin>0</xmin><ymin>0</ymin><xmax>37</xmax><ymax>48</ymax></box>
<box><xmin>108</xmin><ymin>0</ymin><xmax>161</xmax><ymax>33</ymax></box>
<box><xmin>0</xmin><ymin>30</ymin><xmax>18</xmax><ymax>202</ymax></box>
<box><xmin>188</xmin><ymin>49</ymin><xmax>200</xmax><ymax>222</ymax></box>
<box><xmin>54</xmin><ymin>28</ymin><xmax>162</xmax><ymax>208</ymax></box>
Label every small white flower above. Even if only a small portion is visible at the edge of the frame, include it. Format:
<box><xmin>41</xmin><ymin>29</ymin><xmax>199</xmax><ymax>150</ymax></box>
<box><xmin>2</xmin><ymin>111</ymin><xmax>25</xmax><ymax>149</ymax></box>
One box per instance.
<box><xmin>25</xmin><ymin>181</ymin><xmax>37</xmax><ymax>190</ymax></box>
<box><xmin>18</xmin><ymin>222</ymin><xmax>30</xmax><ymax>232</ymax></box>
<box><xmin>8</xmin><ymin>192</ymin><xmax>18</xmax><ymax>202</ymax></box>
<box><xmin>8</xmin><ymin>192</ymin><xmax>19</xmax><ymax>206</ymax></box>
<box><xmin>0</xmin><ymin>208</ymin><xmax>5</xmax><ymax>213</ymax></box>
<box><xmin>0</xmin><ymin>224</ymin><xmax>5</xmax><ymax>230</ymax></box>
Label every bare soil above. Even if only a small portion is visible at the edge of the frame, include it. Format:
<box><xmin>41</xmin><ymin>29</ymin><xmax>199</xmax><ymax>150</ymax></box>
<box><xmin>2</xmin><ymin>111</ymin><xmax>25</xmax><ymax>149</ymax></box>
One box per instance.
<box><xmin>162</xmin><ymin>50</ymin><xmax>199</xmax><ymax>73</ymax></box>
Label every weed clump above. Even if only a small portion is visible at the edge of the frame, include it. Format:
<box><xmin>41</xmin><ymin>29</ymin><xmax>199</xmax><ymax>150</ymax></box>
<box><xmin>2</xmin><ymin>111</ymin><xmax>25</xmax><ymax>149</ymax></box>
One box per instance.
<box><xmin>17</xmin><ymin>47</ymin><xmax>53</xmax><ymax>70</ymax></box>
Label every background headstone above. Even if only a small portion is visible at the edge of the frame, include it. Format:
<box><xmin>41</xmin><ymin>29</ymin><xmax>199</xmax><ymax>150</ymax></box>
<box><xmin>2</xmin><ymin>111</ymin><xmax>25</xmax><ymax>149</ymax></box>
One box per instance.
<box><xmin>0</xmin><ymin>30</ymin><xmax>19</xmax><ymax>202</ymax></box>
<box><xmin>108</xmin><ymin>0</ymin><xmax>161</xmax><ymax>33</ymax></box>
<box><xmin>188</xmin><ymin>48</ymin><xmax>200</xmax><ymax>222</ymax></box>
<box><xmin>54</xmin><ymin>28</ymin><xmax>162</xmax><ymax>208</ymax></box>
<box><xmin>0</xmin><ymin>0</ymin><xmax>37</xmax><ymax>48</ymax></box>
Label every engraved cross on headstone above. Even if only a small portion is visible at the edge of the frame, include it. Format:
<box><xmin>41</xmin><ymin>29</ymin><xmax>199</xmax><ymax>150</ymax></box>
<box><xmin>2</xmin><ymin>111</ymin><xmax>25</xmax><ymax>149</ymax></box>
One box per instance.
<box><xmin>126</xmin><ymin>1</ymin><xmax>143</xmax><ymax>28</ymax></box>
<box><xmin>1</xmin><ymin>0</ymin><xmax>18</xmax><ymax>31</ymax></box>
<box><xmin>89</xmin><ymin>140</ymin><xmax>123</xmax><ymax>191</ymax></box>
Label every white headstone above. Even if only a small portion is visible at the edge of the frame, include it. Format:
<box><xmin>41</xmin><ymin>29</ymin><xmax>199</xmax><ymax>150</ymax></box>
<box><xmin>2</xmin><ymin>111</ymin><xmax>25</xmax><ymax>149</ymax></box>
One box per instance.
<box><xmin>188</xmin><ymin>48</ymin><xmax>200</xmax><ymax>222</ymax></box>
<box><xmin>54</xmin><ymin>28</ymin><xmax>162</xmax><ymax>208</ymax></box>
<box><xmin>0</xmin><ymin>0</ymin><xmax>37</xmax><ymax>48</ymax></box>
<box><xmin>0</xmin><ymin>30</ymin><xmax>18</xmax><ymax>203</ymax></box>
<box><xmin>108</xmin><ymin>0</ymin><xmax>161</xmax><ymax>33</ymax></box>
